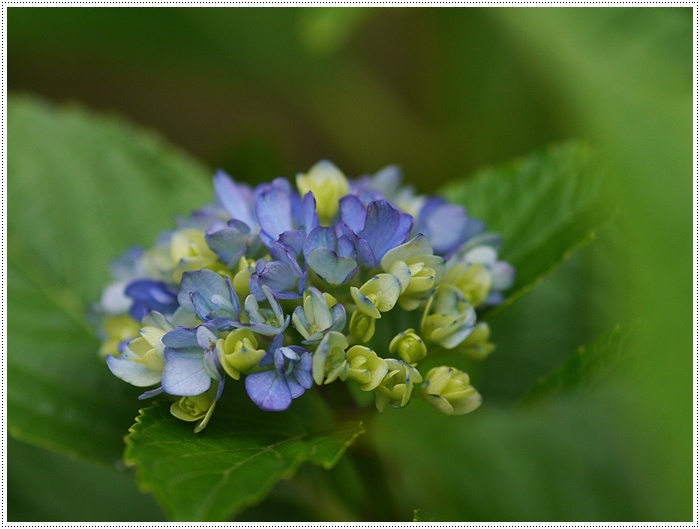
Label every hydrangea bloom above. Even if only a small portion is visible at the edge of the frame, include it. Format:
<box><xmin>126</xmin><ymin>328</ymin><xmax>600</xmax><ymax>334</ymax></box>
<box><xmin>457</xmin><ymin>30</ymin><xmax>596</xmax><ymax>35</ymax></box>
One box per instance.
<box><xmin>96</xmin><ymin>161</ymin><xmax>514</xmax><ymax>431</ymax></box>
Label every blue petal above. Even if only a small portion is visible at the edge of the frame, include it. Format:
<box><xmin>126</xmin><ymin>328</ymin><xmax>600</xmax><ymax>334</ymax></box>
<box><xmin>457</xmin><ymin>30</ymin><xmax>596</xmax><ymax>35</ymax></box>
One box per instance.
<box><xmin>178</xmin><ymin>270</ymin><xmax>239</xmax><ymax>321</ymax></box>
<box><xmin>205</xmin><ymin>219</ymin><xmax>251</xmax><ymax>265</ymax></box>
<box><xmin>292</xmin><ymin>350</ymin><xmax>313</xmax><ymax>390</ymax></box>
<box><xmin>257</xmin><ymin>261</ymin><xmax>300</xmax><ymax>297</ymax></box>
<box><xmin>306</xmin><ymin>248</ymin><xmax>358</xmax><ymax>285</ymax></box>
<box><xmin>161</xmin><ymin>352</ymin><xmax>212</xmax><ymax>396</ymax></box>
<box><xmin>360</xmin><ymin>200</ymin><xmax>413</xmax><ymax>261</ymax></box>
<box><xmin>125</xmin><ymin>280</ymin><xmax>178</xmax><ymax>319</ymax></box>
<box><xmin>270</xmin><ymin>240</ymin><xmax>304</xmax><ymax>278</ymax></box>
<box><xmin>302</xmin><ymin>192</ymin><xmax>319</xmax><ymax>232</ymax></box>
<box><xmin>245</xmin><ymin>370</ymin><xmax>292</xmax><ymax>411</ymax></box>
<box><xmin>339</xmin><ymin>195</ymin><xmax>367</xmax><ymax>233</ymax></box>
<box><xmin>278</xmin><ymin>230</ymin><xmax>306</xmax><ymax>257</ymax></box>
<box><xmin>162</xmin><ymin>327</ymin><xmax>199</xmax><ymax>351</ymax></box>
<box><xmin>138</xmin><ymin>387</ymin><xmax>164</xmax><ymax>400</ymax></box>
<box><xmin>303</xmin><ymin>226</ymin><xmax>337</xmax><ymax>255</ymax></box>
<box><xmin>213</xmin><ymin>170</ymin><xmax>257</xmax><ymax>228</ymax></box>
<box><xmin>256</xmin><ymin>182</ymin><xmax>294</xmax><ymax>245</ymax></box>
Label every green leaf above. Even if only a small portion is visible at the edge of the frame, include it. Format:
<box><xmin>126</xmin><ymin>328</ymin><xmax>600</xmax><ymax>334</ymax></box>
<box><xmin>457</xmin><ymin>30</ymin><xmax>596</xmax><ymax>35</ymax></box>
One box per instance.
<box><xmin>124</xmin><ymin>399</ymin><xmax>364</xmax><ymax>521</ymax></box>
<box><xmin>442</xmin><ymin>141</ymin><xmax>613</xmax><ymax>318</ymax></box>
<box><xmin>8</xmin><ymin>437</ymin><xmax>165</xmax><ymax>522</ymax></box>
<box><xmin>372</xmin><ymin>396</ymin><xmax>661</xmax><ymax>521</ymax></box>
<box><xmin>522</xmin><ymin>325</ymin><xmax>630</xmax><ymax>405</ymax></box>
<box><xmin>8</xmin><ymin>96</ymin><xmax>211</xmax><ymax>465</ymax></box>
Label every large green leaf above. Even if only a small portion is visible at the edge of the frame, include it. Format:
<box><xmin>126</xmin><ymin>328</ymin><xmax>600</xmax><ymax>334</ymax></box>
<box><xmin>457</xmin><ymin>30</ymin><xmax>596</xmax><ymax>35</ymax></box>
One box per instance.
<box><xmin>442</xmin><ymin>142</ymin><xmax>613</xmax><ymax>318</ymax></box>
<box><xmin>372</xmin><ymin>396</ymin><xmax>661</xmax><ymax>521</ymax></box>
<box><xmin>8</xmin><ymin>437</ymin><xmax>165</xmax><ymax>522</ymax></box>
<box><xmin>8</xmin><ymin>96</ymin><xmax>211</xmax><ymax>464</ymax></box>
<box><xmin>522</xmin><ymin>325</ymin><xmax>630</xmax><ymax>405</ymax></box>
<box><xmin>124</xmin><ymin>397</ymin><xmax>364</xmax><ymax>521</ymax></box>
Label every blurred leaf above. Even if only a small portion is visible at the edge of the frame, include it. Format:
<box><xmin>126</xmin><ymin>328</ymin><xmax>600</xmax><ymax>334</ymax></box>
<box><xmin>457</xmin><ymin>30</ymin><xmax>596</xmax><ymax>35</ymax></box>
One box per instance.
<box><xmin>8</xmin><ymin>96</ymin><xmax>211</xmax><ymax>464</ymax></box>
<box><xmin>522</xmin><ymin>325</ymin><xmax>630</xmax><ymax>405</ymax></box>
<box><xmin>442</xmin><ymin>142</ymin><xmax>613</xmax><ymax>318</ymax></box>
<box><xmin>124</xmin><ymin>400</ymin><xmax>364</xmax><ymax>521</ymax></box>
<box><xmin>372</xmin><ymin>396</ymin><xmax>660</xmax><ymax>521</ymax></box>
<box><xmin>297</xmin><ymin>8</ymin><xmax>372</xmax><ymax>55</ymax></box>
<box><xmin>8</xmin><ymin>437</ymin><xmax>165</xmax><ymax>522</ymax></box>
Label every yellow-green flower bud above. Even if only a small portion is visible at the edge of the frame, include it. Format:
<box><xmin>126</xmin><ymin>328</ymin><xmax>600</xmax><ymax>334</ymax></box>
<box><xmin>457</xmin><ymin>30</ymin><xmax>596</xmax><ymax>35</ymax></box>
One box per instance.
<box><xmin>389</xmin><ymin>329</ymin><xmax>427</xmax><ymax>365</ymax></box>
<box><xmin>170</xmin><ymin>228</ymin><xmax>226</xmax><ymax>282</ymax></box>
<box><xmin>444</xmin><ymin>262</ymin><xmax>492</xmax><ymax>308</ymax></box>
<box><xmin>421</xmin><ymin>366</ymin><xmax>482</xmax><ymax>415</ymax></box>
<box><xmin>346</xmin><ymin>345</ymin><xmax>389</xmax><ymax>391</ymax></box>
<box><xmin>421</xmin><ymin>285</ymin><xmax>476</xmax><ymax>349</ymax></box>
<box><xmin>374</xmin><ymin>358</ymin><xmax>423</xmax><ymax>412</ymax></box>
<box><xmin>381</xmin><ymin>235</ymin><xmax>446</xmax><ymax>311</ymax></box>
<box><xmin>313</xmin><ymin>331</ymin><xmax>349</xmax><ymax>385</ymax></box>
<box><xmin>170</xmin><ymin>390</ymin><xmax>217</xmax><ymax>433</ymax></box>
<box><xmin>296</xmin><ymin>160</ymin><xmax>349</xmax><ymax>222</ymax></box>
<box><xmin>99</xmin><ymin>315</ymin><xmax>140</xmax><ymax>358</ymax></box>
<box><xmin>351</xmin><ymin>273</ymin><xmax>402</xmax><ymax>318</ymax></box>
<box><xmin>233</xmin><ymin>257</ymin><xmax>256</xmax><ymax>297</ymax></box>
<box><xmin>349</xmin><ymin>310</ymin><xmax>376</xmax><ymax>343</ymax></box>
<box><xmin>457</xmin><ymin>322</ymin><xmax>495</xmax><ymax>361</ymax></box>
<box><xmin>216</xmin><ymin>328</ymin><xmax>266</xmax><ymax>380</ymax></box>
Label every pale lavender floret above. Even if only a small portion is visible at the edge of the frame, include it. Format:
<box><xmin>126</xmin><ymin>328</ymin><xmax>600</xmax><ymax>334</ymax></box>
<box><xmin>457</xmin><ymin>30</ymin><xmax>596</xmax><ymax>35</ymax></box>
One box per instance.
<box><xmin>245</xmin><ymin>335</ymin><xmax>313</xmax><ymax>412</ymax></box>
<box><xmin>415</xmin><ymin>197</ymin><xmax>485</xmax><ymax>258</ymax></box>
<box><xmin>350</xmin><ymin>164</ymin><xmax>403</xmax><ymax>204</ymax></box>
<box><xmin>256</xmin><ymin>180</ymin><xmax>318</xmax><ymax>247</ymax></box>
<box><xmin>177</xmin><ymin>270</ymin><xmax>239</xmax><ymax>329</ymax></box>
<box><xmin>161</xmin><ymin>323</ymin><xmax>224</xmax><ymax>397</ymax></box>
<box><xmin>213</xmin><ymin>169</ymin><xmax>258</xmax><ymax>230</ymax></box>
<box><xmin>124</xmin><ymin>279</ymin><xmax>179</xmax><ymax>320</ymax></box>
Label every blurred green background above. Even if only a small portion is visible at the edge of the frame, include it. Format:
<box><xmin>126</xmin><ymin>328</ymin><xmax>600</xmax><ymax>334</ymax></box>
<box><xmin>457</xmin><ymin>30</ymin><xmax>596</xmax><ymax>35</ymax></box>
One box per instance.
<box><xmin>8</xmin><ymin>7</ymin><xmax>692</xmax><ymax>521</ymax></box>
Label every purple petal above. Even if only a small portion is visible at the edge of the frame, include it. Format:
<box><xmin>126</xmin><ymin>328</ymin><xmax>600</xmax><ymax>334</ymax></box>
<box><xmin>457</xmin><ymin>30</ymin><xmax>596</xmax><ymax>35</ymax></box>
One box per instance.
<box><xmin>256</xmin><ymin>183</ymin><xmax>294</xmax><ymax>244</ymax></box>
<box><xmin>360</xmin><ymin>200</ymin><xmax>413</xmax><ymax>261</ymax></box>
<box><xmin>205</xmin><ymin>219</ymin><xmax>250</xmax><ymax>264</ymax></box>
<box><xmin>302</xmin><ymin>192</ymin><xmax>319</xmax><ymax>232</ymax></box>
<box><xmin>339</xmin><ymin>195</ymin><xmax>367</xmax><ymax>233</ymax></box>
<box><xmin>245</xmin><ymin>370</ymin><xmax>292</xmax><ymax>411</ymax></box>
<box><xmin>138</xmin><ymin>387</ymin><xmax>164</xmax><ymax>400</ymax></box>
<box><xmin>213</xmin><ymin>170</ymin><xmax>257</xmax><ymax>228</ymax></box>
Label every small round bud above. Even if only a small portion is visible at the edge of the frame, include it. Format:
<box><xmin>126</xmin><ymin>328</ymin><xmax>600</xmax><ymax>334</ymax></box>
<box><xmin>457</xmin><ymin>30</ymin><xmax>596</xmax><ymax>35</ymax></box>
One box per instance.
<box><xmin>421</xmin><ymin>366</ymin><xmax>482</xmax><ymax>415</ymax></box>
<box><xmin>233</xmin><ymin>257</ymin><xmax>255</xmax><ymax>297</ymax></box>
<box><xmin>296</xmin><ymin>160</ymin><xmax>349</xmax><ymax>222</ymax></box>
<box><xmin>444</xmin><ymin>262</ymin><xmax>493</xmax><ymax>307</ymax></box>
<box><xmin>216</xmin><ymin>328</ymin><xmax>266</xmax><ymax>380</ymax></box>
<box><xmin>389</xmin><ymin>329</ymin><xmax>427</xmax><ymax>365</ymax></box>
<box><xmin>349</xmin><ymin>310</ymin><xmax>376</xmax><ymax>343</ymax></box>
<box><xmin>421</xmin><ymin>285</ymin><xmax>476</xmax><ymax>349</ymax></box>
<box><xmin>346</xmin><ymin>345</ymin><xmax>389</xmax><ymax>391</ymax></box>
<box><xmin>374</xmin><ymin>359</ymin><xmax>423</xmax><ymax>412</ymax></box>
<box><xmin>170</xmin><ymin>390</ymin><xmax>217</xmax><ymax>433</ymax></box>
<box><xmin>313</xmin><ymin>331</ymin><xmax>349</xmax><ymax>385</ymax></box>
<box><xmin>458</xmin><ymin>322</ymin><xmax>495</xmax><ymax>361</ymax></box>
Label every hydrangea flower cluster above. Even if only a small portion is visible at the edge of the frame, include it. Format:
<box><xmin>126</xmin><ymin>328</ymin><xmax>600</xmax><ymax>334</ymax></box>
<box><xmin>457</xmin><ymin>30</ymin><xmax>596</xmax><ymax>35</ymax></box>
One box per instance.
<box><xmin>96</xmin><ymin>162</ymin><xmax>514</xmax><ymax>432</ymax></box>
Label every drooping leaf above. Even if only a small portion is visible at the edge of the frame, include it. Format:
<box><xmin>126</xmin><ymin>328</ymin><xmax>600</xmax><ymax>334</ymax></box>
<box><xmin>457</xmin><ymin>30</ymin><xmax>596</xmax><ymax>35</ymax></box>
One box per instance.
<box><xmin>442</xmin><ymin>141</ymin><xmax>614</xmax><ymax>318</ymax></box>
<box><xmin>124</xmin><ymin>399</ymin><xmax>364</xmax><ymax>521</ymax></box>
<box><xmin>522</xmin><ymin>325</ymin><xmax>631</xmax><ymax>405</ymax></box>
<box><xmin>8</xmin><ymin>96</ymin><xmax>211</xmax><ymax>464</ymax></box>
